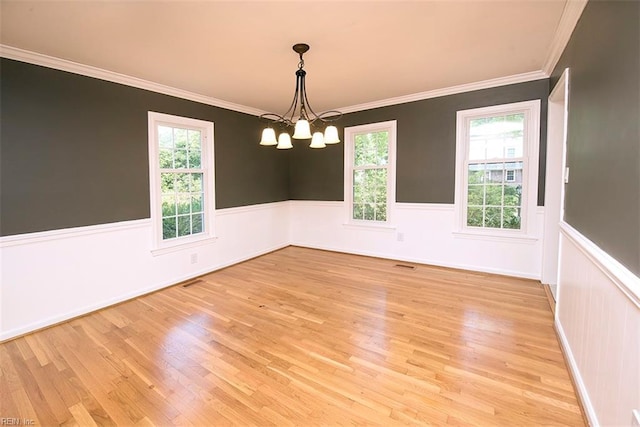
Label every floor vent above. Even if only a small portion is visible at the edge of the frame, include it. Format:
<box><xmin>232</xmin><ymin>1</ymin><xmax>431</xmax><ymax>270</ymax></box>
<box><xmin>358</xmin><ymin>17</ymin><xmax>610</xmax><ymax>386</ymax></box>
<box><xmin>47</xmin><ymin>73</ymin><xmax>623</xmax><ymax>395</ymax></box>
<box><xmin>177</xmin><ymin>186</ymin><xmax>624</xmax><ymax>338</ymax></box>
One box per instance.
<box><xmin>394</xmin><ymin>264</ymin><xmax>416</xmax><ymax>270</ymax></box>
<box><xmin>182</xmin><ymin>279</ymin><xmax>204</xmax><ymax>288</ymax></box>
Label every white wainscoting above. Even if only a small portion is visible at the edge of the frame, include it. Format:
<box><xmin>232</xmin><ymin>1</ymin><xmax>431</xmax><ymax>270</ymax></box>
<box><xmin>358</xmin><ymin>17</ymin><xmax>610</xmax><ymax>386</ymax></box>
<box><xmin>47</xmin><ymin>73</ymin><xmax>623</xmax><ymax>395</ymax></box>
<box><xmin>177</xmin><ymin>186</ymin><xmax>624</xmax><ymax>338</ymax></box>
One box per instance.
<box><xmin>290</xmin><ymin>201</ymin><xmax>545</xmax><ymax>279</ymax></box>
<box><xmin>556</xmin><ymin>221</ymin><xmax>640</xmax><ymax>427</ymax></box>
<box><xmin>0</xmin><ymin>201</ymin><xmax>290</xmax><ymax>341</ymax></box>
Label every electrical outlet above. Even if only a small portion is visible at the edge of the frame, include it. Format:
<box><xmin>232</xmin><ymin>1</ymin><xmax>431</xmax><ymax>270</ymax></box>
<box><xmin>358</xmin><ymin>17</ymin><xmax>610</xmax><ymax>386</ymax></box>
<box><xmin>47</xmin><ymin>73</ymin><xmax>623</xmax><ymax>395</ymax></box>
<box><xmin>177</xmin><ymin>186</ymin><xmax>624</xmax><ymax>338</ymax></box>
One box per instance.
<box><xmin>631</xmin><ymin>409</ymin><xmax>640</xmax><ymax>427</ymax></box>
<box><xmin>397</xmin><ymin>232</ymin><xmax>404</xmax><ymax>242</ymax></box>
<box><xmin>190</xmin><ymin>253</ymin><xmax>198</xmax><ymax>264</ymax></box>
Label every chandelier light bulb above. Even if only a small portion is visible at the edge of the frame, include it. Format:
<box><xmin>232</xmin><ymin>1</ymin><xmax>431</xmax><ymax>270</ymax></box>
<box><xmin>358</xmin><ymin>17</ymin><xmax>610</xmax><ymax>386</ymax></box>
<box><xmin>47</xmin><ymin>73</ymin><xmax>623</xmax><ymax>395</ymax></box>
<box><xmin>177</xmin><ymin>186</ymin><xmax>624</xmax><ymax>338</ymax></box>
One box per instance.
<box><xmin>276</xmin><ymin>132</ymin><xmax>293</xmax><ymax>149</ymax></box>
<box><xmin>323</xmin><ymin>126</ymin><xmax>340</xmax><ymax>144</ymax></box>
<box><xmin>309</xmin><ymin>132</ymin><xmax>326</xmax><ymax>149</ymax></box>
<box><xmin>259</xmin><ymin>128</ymin><xmax>277</xmax><ymax>145</ymax></box>
<box><xmin>292</xmin><ymin>119</ymin><xmax>312</xmax><ymax>139</ymax></box>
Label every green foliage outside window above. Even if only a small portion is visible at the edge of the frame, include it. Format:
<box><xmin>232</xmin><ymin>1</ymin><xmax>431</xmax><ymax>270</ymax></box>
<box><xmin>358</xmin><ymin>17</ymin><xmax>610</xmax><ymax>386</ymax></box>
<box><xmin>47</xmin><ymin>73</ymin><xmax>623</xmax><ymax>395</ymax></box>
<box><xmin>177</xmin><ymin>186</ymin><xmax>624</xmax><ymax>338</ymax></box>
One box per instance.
<box><xmin>158</xmin><ymin>125</ymin><xmax>205</xmax><ymax>240</ymax></box>
<box><xmin>352</xmin><ymin>131</ymin><xmax>389</xmax><ymax>221</ymax></box>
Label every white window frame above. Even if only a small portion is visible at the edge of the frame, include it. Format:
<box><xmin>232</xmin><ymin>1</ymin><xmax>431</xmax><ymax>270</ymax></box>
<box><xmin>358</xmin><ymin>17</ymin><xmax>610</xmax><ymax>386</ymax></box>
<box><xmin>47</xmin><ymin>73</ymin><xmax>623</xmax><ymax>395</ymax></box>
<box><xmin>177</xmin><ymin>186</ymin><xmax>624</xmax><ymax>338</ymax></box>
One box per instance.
<box><xmin>148</xmin><ymin>112</ymin><xmax>216</xmax><ymax>254</ymax></box>
<box><xmin>454</xmin><ymin>100</ymin><xmax>540</xmax><ymax>240</ymax></box>
<box><xmin>344</xmin><ymin>120</ymin><xmax>397</xmax><ymax>229</ymax></box>
<box><xmin>506</xmin><ymin>169</ymin><xmax>516</xmax><ymax>182</ymax></box>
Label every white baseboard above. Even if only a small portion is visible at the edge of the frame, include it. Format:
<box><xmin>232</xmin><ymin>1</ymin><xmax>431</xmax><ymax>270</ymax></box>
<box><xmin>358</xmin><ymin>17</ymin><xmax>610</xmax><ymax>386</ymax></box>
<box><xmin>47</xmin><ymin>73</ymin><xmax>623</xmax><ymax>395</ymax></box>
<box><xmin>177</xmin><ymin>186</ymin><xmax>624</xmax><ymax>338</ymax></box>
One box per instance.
<box><xmin>554</xmin><ymin>317</ymin><xmax>599</xmax><ymax>426</ymax></box>
<box><xmin>291</xmin><ymin>241</ymin><xmax>540</xmax><ymax>280</ymax></box>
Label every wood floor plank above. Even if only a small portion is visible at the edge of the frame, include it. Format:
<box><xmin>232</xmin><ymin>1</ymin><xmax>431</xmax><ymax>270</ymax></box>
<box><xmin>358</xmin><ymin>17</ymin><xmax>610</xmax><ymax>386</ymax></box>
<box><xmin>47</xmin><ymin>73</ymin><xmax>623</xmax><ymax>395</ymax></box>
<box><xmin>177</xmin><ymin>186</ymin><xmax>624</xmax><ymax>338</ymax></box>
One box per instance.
<box><xmin>0</xmin><ymin>247</ymin><xmax>585</xmax><ymax>425</ymax></box>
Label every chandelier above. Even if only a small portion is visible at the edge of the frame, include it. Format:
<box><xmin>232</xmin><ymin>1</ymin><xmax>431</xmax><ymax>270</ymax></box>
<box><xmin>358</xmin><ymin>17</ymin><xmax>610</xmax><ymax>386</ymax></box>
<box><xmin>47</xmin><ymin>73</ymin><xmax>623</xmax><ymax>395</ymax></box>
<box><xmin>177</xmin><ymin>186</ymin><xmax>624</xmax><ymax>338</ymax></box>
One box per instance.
<box><xmin>259</xmin><ymin>43</ymin><xmax>342</xmax><ymax>149</ymax></box>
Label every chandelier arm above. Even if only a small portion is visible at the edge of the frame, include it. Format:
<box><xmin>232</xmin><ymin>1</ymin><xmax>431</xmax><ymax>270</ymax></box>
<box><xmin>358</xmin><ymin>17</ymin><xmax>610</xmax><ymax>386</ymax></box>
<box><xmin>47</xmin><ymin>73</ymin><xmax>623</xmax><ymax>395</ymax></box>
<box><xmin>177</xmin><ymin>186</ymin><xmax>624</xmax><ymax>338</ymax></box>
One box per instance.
<box><xmin>259</xmin><ymin>43</ymin><xmax>343</xmax><ymax>146</ymax></box>
<box><xmin>279</xmin><ymin>71</ymin><xmax>303</xmax><ymax>124</ymax></box>
<box><xmin>299</xmin><ymin>72</ymin><xmax>324</xmax><ymax>125</ymax></box>
<box><xmin>259</xmin><ymin>113</ymin><xmax>290</xmax><ymax>126</ymax></box>
<box><xmin>315</xmin><ymin>110</ymin><xmax>343</xmax><ymax>122</ymax></box>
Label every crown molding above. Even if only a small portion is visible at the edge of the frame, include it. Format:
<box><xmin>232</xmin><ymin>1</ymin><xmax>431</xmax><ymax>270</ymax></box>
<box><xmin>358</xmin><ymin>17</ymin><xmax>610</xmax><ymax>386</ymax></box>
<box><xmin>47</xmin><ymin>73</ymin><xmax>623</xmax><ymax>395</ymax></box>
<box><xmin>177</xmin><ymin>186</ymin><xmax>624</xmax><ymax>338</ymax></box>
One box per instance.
<box><xmin>0</xmin><ymin>44</ymin><xmax>267</xmax><ymax>117</ymax></box>
<box><xmin>542</xmin><ymin>0</ymin><xmax>588</xmax><ymax>75</ymax></box>
<box><xmin>336</xmin><ymin>70</ymin><xmax>548</xmax><ymax>114</ymax></box>
<box><xmin>3</xmin><ymin>35</ymin><xmax>573</xmax><ymax>118</ymax></box>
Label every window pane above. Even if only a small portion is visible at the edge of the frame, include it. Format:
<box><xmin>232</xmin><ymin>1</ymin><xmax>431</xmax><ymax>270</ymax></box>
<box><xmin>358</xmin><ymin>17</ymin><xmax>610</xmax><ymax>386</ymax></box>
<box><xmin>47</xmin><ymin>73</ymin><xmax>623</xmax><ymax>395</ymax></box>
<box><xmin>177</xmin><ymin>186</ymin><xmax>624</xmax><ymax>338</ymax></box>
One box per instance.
<box><xmin>352</xmin><ymin>167</ymin><xmax>388</xmax><ymax>222</ymax></box>
<box><xmin>174</xmin><ymin>174</ymin><xmax>189</xmax><ymax>193</ymax></box>
<box><xmin>468</xmin><ymin>166</ymin><xmax>484</xmax><ymax>184</ymax></box>
<box><xmin>364</xmin><ymin>203</ymin><xmax>375</xmax><ymax>221</ymax></box>
<box><xmin>485</xmin><ymin>185</ymin><xmax>503</xmax><ymax>206</ymax></box>
<box><xmin>469</xmin><ymin>114</ymin><xmax>524</xmax><ymax>161</ymax></box>
<box><xmin>162</xmin><ymin>217</ymin><xmax>177</xmax><ymax>240</ymax></box>
<box><xmin>158</xmin><ymin>126</ymin><xmax>173</xmax><ymax>149</ymax></box>
<box><xmin>192</xmin><ymin>193</ymin><xmax>203</xmax><ymax>213</ymax></box>
<box><xmin>485</xmin><ymin>207</ymin><xmax>502</xmax><ymax>228</ymax></box>
<box><xmin>188</xmin><ymin>150</ymin><xmax>201</xmax><ymax>168</ymax></box>
<box><xmin>354</xmin><ymin>131</ymin><xmax>388</xmax><ymax>166</ymax></box>
<box><xmin>375</xmin><ymin>204</ymin><xmax>387</xmax><ymax>221</ymax></box>
<box><xmin>188</xmin><ymin>130</ymin><xmax>201</xmax><ymax>151</ymax></box>
<box><xmin>353</xmin><ymin>185</ymin><xmax>363</xmax><ymax>203</ymax></box>
<box><xmin>177</xmin><ymin>194</ymin><xmax>191</xmax><ymax>215</ymax></box>
<box><xmin>485</xmin><ymin>163</ymin><xmax>505</xmax><ymax>183</ymax></box>
<box><xmin>353</xmin><ymin>170</ymin><xmax>364</xmax><ymax>185</ymax></box>
<box><xmin>192</xmin><ymin>213</ymin><xmax>203</xmax><ymax>234</ymax></box>
<box><xmin>161</xmin><ymin>173</ymin><xmax>175</xmax><ymax>193</ymax></box>
<box><xmin>504</xmin><ymin>185</ymin><xmax>522</xmax><ymax>207</ymax></box>
<box><xmin>177</xmin><ymin>215</ymin><xmax>191</xmax><ymax>237</ymax></box>
<box><xmin>159</xmin><ymin>149</ymin><xmax>173</xmax><ymax>169</ymax></box>
<box><xmin>375</xmin><ymin>131</ymin><xmax>389</xmax><ymax>165</ymax></box>
<box><xmin>191</xmin><ymin>173</ymin><xmax>203</xmax><ymax>192</ymax></box>
<box><xmin>467</xmin><ymin>185</ymin><xmax>483</xmax><ymax>205</ymax></box>
<box><xmin>503</xmin><ymin>207</ymin><xmax>521</xmax><ymax>229</ymax></box>
<box><xmin>353</xmin><ymin>204</ymin><xmax>364</xmax><ymax>220</ymax></box>
<box><xmin>174</xmin><ymin>149</ymin><xmax>187</xmax><ymax>169</ymax></box>
<box><xmin>375</xmin><ymin>185</ymin><xmax>387</xmax><ymax>203</ymax></box>
<box><xmin>174</xmin><ymin>129</ymin><xmax>188</xmax><ymax>149</ymax></box>
<box><xmin>467</xmin><ymin>207</ymin><xmax>483</xmax><ymax>227</ymax></box>
<box><xmin>162</xmin><ymin>195</ymin><xmax>176</xmax><ymax>217</ymax></box>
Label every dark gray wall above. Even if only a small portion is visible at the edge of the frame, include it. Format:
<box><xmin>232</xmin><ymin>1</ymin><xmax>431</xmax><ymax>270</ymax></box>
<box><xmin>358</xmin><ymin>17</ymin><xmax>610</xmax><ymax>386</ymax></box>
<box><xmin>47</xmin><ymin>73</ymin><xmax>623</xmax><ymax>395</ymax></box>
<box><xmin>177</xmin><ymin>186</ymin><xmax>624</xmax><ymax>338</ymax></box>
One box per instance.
<box><xmin>551</xmin><ymin>0</ymin><xmax>640</xmax><ymax>275</ymax></box>
<box><xmin>289</xmin><ymin>80</ymin><xmax>549</xmax><ymax>205</ymax></box>
<box><xmin>0</xmin><ymin>58</ymin><xmax>289</xmax><ymax>236</ymax></box>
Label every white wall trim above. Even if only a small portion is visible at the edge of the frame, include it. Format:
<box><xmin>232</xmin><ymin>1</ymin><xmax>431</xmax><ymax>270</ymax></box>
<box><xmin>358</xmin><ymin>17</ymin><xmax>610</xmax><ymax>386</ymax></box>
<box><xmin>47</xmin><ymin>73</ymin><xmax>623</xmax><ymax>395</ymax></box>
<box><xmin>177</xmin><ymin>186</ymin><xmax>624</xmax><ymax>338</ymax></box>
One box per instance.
<box><xmin>336</xmin><ymin>71</ymin><xmax>548</xmax><ymax>114</ymax></box>
<box><xmin>0</xmin><ymin>202</ymin><xmax>292</xmax><ymax>248</ymax></box>
<box><xmin>216</xmin><ymin>200</ymin><xmax>290</xmax><ymax>216</ymax></box>
<box><xmin>289</xmin><ymin>200</ymin><xmax>343</xmax><ymax>208</ymax></box>
<box><xmin>559</xmin><ymin>221</ymin><xmax>640</xmax><ymax>308</ymax></box>
<box><xmin>291</xmin><ymin>242</ymin><xmax>540</xmax><ymax>280</ymax></box>
<box><xmin>395</xmin><ymin>203</ymin><xmax>455</xmax><ymax>211</ymax></box>
<box><xmin>0</xmin><ymin>44</ymin><xmax>265</xmax><ymax>117</ymax></box>
<box><xmin>0</xmin><ymin>218</ymin><xmax>151</xmax><ymax>248</ymax></box>
<box><xmin>555</xmin><ymin>317</ymin><xmax>599</xmax><ymax>426</ymax></box>
<box><xmin>542</xmin><ymin>0</ymin><xmax>588</xmax><ymax>75</ymax></box>
<box><xmin>0</xmin><ymin>242</ymin><xmax>289</xmax><ymax>342</ymax></box>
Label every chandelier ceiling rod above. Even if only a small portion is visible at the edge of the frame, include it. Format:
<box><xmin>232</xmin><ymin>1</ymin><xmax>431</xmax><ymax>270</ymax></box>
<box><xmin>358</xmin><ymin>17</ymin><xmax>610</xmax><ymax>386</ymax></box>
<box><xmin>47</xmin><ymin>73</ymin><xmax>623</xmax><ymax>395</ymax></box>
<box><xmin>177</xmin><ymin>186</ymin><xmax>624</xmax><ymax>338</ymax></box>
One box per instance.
<box><xmin>259</xmin><ymin>43</ymin><xmax>342</xmax><ymax>149</ymax></box>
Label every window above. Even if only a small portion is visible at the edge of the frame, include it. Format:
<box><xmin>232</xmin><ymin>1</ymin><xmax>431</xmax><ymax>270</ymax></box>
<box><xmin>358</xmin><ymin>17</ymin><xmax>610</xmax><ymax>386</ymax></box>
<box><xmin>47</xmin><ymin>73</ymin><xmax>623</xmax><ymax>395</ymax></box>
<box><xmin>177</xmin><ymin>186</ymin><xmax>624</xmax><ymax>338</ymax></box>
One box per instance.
<box><xmin>344</xmin><ymin>120</ymin><xmax>397</xmax><ymax>225</ymax></box>
<box><xmin>148</xmin><ymin>112</ymin><xmax>215</xmax><ymax>252</ymax></box>
<box><xmin>454</xmin><ymin>100</ymin><xmax>540</xmax><ymax>237</ymax></box>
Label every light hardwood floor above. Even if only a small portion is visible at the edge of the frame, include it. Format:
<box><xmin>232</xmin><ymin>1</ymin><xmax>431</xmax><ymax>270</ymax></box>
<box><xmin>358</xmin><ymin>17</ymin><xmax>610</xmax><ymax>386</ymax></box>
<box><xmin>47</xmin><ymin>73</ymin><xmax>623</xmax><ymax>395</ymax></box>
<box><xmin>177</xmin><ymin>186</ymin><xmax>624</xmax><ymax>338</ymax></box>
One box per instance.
<box><xmin>0</xmin><ymin>246</ymin><xmax>584</xmax><ymax>426</ymax></box>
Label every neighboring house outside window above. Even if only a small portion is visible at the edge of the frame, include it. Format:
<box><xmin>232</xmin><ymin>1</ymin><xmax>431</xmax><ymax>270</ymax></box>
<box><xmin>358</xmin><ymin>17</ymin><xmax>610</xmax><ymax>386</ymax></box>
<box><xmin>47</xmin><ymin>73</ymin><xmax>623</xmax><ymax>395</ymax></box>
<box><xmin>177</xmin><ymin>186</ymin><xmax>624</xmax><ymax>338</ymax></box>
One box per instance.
<box><xmin>454</xmin><ymin>100</ymin><xmax>540</xmax><ymax>237</ymax></box>
<box><xmin>344</xmin><ymin>120</ymin><xmax>397</xmax><ymax>226</ymax></box>
<box><xmin>148</xmin><ymin>112</ymin><xmax>215</xmax><ymax>252</ymax></box>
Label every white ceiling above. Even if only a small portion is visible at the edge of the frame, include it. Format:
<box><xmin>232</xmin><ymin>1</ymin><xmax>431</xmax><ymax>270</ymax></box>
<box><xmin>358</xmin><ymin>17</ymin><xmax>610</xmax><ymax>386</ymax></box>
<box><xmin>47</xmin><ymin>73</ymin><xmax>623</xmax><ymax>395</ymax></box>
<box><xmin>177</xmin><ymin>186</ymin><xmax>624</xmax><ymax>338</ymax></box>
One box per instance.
<box><xmin>1</xmin><ymin>1</ymin><xmax>568</xmax><ymax>114</ymax></box>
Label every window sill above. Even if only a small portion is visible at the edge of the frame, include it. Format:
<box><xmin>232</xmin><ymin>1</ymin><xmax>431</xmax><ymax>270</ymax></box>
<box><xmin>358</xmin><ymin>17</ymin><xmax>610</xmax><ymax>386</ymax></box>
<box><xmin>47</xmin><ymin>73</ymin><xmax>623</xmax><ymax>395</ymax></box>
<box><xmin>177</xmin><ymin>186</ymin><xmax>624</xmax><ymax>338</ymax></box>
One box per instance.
<box><xmin>151</xmin><ymin>235</ymin><xmax>218</xmax><ymax>256</ymax></box>
<box><xmin>342</xmin><ymin>222</ymin><xmax>397</xmax><ymax>232</ymax></box>
<box><xmin>452</xmin><ymin>229</ymin><xmax>538</xmax><ymax>244</ymax></box>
